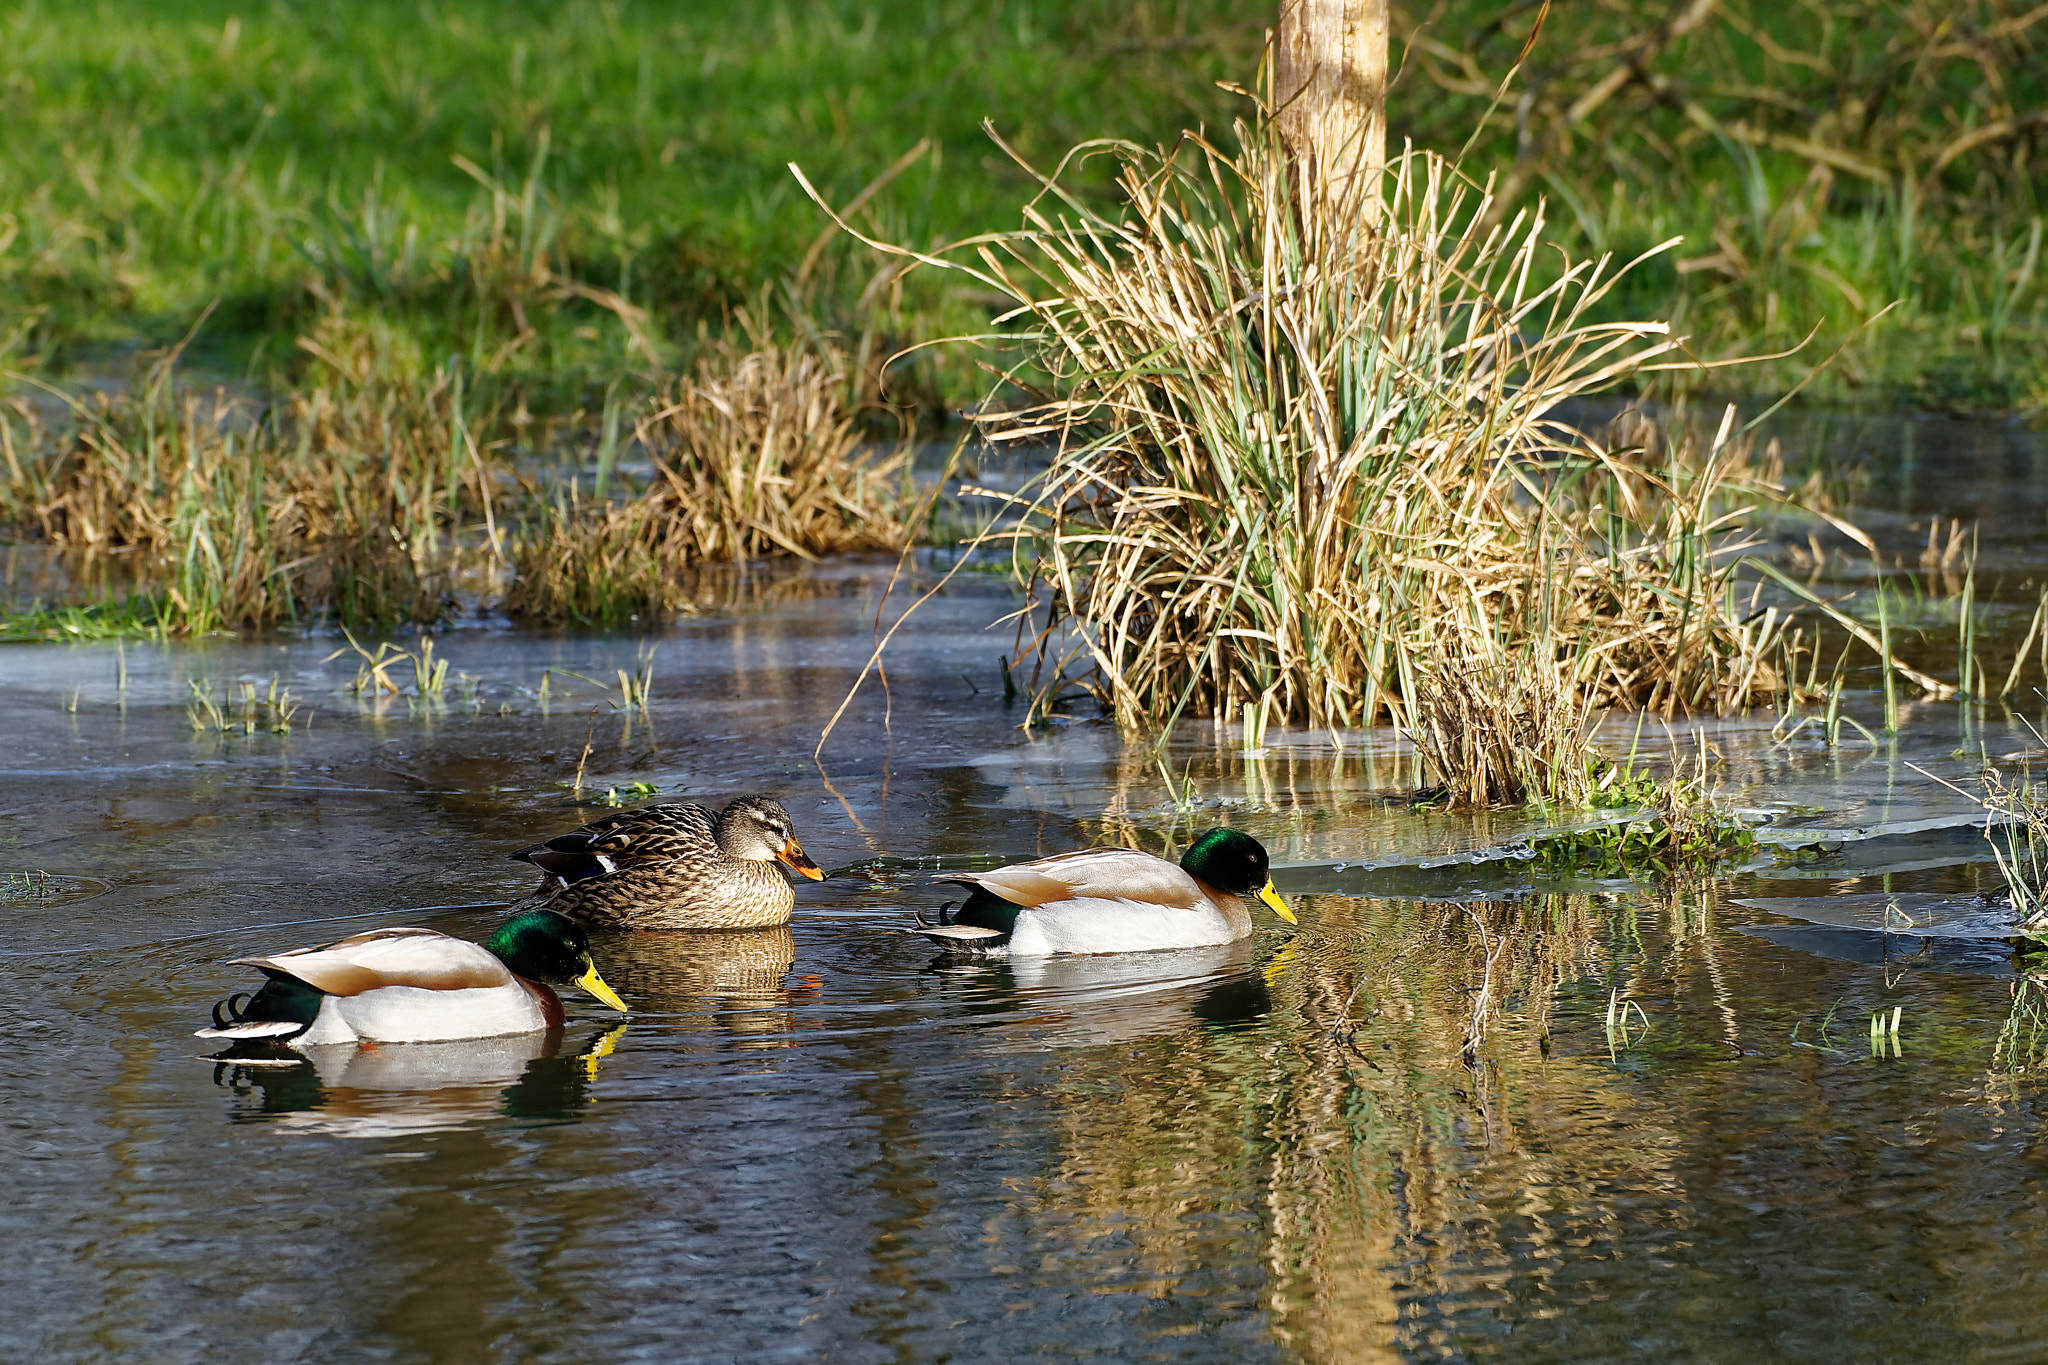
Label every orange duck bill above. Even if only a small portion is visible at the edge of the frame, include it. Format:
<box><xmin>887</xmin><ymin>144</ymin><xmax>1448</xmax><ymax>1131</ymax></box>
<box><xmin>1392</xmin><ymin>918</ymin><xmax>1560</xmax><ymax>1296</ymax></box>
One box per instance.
<box><xmin>775</xmin><ymin>838</ymin><xmax>826</xmax><ymax>880</ymax></box>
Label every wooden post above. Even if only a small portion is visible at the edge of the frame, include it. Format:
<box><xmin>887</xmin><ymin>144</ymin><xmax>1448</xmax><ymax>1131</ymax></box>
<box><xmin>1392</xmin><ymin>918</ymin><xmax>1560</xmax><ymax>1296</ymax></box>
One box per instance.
<box><xmin>1275</xmin><ymin>0</ymin><xmax>1389</xmax><ymax>201</ymax></box>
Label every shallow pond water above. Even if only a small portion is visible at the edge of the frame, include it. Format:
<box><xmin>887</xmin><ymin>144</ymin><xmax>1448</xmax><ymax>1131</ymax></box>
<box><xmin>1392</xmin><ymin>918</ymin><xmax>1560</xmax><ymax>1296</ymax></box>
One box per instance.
<box><xmin>9</xmin><ymin>415</ymin><xmax>2048</xmax><ymax>1364</ymax></box>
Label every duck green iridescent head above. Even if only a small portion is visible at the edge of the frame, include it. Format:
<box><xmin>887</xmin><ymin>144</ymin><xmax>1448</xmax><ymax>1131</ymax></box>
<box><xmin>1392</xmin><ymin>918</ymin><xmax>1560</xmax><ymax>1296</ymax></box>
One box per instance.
<box><xmin>1179</xmin><ymin>828</ymin><xmax>1296</xmax><ymax>924</ymax></box>
<box><xmin>486</xmin><ymin>910</ymin><xmax>629</xmax><ymax>1011</ymax></box>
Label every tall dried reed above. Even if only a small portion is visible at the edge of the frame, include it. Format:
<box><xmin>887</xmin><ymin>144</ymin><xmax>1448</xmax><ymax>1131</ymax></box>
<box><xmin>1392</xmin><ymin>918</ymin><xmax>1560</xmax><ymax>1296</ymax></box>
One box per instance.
<box><xmin>935</xmin><ymin>118</ymin><xmax>1803</xmax><ymax>803</ymax></box>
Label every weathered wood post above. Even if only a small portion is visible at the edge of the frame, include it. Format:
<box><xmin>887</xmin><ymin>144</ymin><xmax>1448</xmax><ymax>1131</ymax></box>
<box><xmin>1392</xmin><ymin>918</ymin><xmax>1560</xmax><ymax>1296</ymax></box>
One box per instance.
<box><xmin>1274</xmin><ymin>0</ymin><xmax>1389</xmax><ymax>202</ymax></box>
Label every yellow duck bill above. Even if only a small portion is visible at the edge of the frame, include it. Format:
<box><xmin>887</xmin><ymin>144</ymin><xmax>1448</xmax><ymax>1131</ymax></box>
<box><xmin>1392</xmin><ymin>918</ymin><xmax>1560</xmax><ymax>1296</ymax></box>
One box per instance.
<box><xmin>1258</xmin><ymin>881</ymin><xmax>1298</xmax><ymax>925</ymax></box>
<box><xmin>777</xmin><ymin>839</ymin><xmax>827</xmax><ymax>880</ymax></box>
<box><xmin>576</xmin><ymin>965</ymin><xmax>630</xmax><ymax>1012</ymax></box>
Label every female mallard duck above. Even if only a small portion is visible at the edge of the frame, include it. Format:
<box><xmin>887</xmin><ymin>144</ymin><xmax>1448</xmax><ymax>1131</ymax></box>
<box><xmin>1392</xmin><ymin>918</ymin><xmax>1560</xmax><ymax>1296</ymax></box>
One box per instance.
<box><xmin>509</xmin><ymin>795</ymin><xmax>825</xmax><ymax>929</ymax></box>
<box><xmin>195</xmin><ymin>910</ymin><xmax>628</xmax><ymax>1047</ymax></box>
<box><xmin>915</xmin><ymin>827</ymin><xmax>1296</xmax><ymax>955</ymax></box>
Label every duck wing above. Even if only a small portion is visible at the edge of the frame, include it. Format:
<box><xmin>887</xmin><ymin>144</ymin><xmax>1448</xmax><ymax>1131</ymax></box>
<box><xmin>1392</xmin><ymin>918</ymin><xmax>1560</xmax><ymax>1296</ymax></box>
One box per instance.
<box><xmin>510</xmin><ymin>802</ymin><xmax>714</xmax><ymax>882</ymax></box>
<box><xmin>935</xmin><ymin>847</ymin><xmax>1207</xmax><ymax>911</ymax></box>
<box><xmin>231</xmin><ymin>927</ymin><xmax>514</xmax><ymax>996</ymax></box>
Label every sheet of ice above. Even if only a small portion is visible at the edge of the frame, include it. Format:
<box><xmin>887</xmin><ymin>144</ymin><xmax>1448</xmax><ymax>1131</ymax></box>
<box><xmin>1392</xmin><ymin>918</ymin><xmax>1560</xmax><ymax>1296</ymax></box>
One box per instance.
<box><xmin>1731</xmin><ymin>891</ymin><xmax>2023</xmax><ymax>939</ymax></box>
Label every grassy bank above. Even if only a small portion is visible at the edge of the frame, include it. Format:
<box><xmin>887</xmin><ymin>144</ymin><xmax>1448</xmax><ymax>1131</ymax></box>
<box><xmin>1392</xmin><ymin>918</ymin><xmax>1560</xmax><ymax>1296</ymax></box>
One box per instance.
<box><xmin>0</xmin><ymin>0</ymin><xmax>1261</xmax><ymax>407</ymax></box>
<box><xmin>0</xmin><ymin>1</ymin><xmax>2042</xmax><ymax>413</ymax></box>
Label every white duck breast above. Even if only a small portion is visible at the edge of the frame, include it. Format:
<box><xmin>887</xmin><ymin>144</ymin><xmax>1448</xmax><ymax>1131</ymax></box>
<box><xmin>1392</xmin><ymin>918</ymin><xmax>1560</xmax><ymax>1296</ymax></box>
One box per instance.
<box><xmin>236</xmin><ymin>927</ymin><xmax>557</xmax><ymax>1046</ymax></box>
<box><xmin>290</xmin><ymin>983</ymin><xmax>553</xmax><ymax>1045</ymax></box>
<box><xmin>1005</xmin><ymin>896</ymin><xmax>1248</xmax><ymax>955</ymax></box>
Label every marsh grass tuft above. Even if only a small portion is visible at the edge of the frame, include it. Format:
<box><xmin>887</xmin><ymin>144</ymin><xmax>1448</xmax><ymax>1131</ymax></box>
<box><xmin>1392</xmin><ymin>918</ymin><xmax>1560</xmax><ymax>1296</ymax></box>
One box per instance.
<box><xmin>1909</xmin><ymin>743</ymin><xmax>2048</xmax><ymax>931</ymax></box>
<box><xmin>1983</xmin><ymin>763</ymin><xmax>2048</xmax><ymax>931</ymax></box>
<box><xmin>504</xmin><ymin>339</ymin><xmax>919</xmax><ymax>626</ymax></box>
<box><xmin>882</xmin><ymin>110</ymin><xmax>1813</xmax><ymax>806</ymax></box>
<box><xmin>186</xmin><ymin>675</ymin><xmax>297</xmax><ymax>735</ymax></box>
<box><xmin>1413</xmin><ymin>653</ymin><xmax>1596</xmax><ymax>811</ymax></box>
<box><xmin>4</xmin><ymin>355</ymin><xmax>496</xmax><ymax>633</ymax></box>
<box><xmin>2</xmin><ymin>871</ymin><xmax>53</xmax><ymax>905</ymax></box>
<box><xmin>5</xmin><ymin>332</ymin><xmax>923</xmax><ymax>633</ymax></box>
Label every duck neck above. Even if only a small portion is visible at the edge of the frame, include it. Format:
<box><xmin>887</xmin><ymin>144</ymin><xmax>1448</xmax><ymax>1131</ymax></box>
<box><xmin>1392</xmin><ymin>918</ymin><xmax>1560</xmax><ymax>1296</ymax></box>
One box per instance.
<box><xmin>712</xmin><ymin>810</ymin><xmax>751</xmax><ymax>859</ymax></box>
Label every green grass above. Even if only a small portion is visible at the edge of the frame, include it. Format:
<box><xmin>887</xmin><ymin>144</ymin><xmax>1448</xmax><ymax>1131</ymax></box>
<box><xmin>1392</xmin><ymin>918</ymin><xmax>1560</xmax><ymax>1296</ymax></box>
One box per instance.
<box><xmin>0</xmin><ymin>594</ymin><xmax>167</xmax><ymax>641</ymax></box>
<box><xmin>0</xmin><ymin>0</ymin><xmax>1262</xmax><ymax>406</ymax></box>
<box><xmin>1396</xmin><ymin>0</ymin><xmax>2048</xmax><ymax>411</ymax></box>
<box><xmin>3</xmin><ymin>2</ymin><xmax>2042</xmax><ymax>413</ymax></box>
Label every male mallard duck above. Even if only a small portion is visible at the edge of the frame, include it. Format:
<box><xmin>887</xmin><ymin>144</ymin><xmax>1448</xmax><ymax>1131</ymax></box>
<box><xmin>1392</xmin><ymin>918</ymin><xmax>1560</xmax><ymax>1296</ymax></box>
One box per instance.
<box><xmin>509</xmin><ymin>795</ymin><xmax>825</xmax><ymax>929</ymax></box>
<box><xmin>195</xmin><ymin>909</ymin><xmax>628</xmax><ymax>1047</ymax></box>
<box><xmin>915</xmin><ymin>827</ymin><xmax>1296</xmax><ymax>955</ymax></box>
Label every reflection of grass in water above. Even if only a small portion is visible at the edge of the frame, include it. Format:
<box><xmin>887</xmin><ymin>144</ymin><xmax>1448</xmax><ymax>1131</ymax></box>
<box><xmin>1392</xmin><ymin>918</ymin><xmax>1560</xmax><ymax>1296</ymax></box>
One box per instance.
<box><xmin>1018</xmin><ymin>888</ymin><xmax>1679</xmax><ymax>1352</ymax></box>
<box><xmin>1994</xmin><ymin>975</ymin><xmax>2048</xmax><ymax>1073</ymax></box>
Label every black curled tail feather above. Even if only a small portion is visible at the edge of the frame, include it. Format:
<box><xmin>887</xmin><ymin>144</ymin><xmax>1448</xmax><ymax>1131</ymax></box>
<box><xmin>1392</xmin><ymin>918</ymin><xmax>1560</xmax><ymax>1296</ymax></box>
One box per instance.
<box><xmin>196</xmin><ymin>975</ymin><xmax>326</xmax><ymax>1040</ymax></box>
<box><xmin>211</xmin><ymin>992</ymin><xmax>254</xmax><ymax>1030</ymax></box>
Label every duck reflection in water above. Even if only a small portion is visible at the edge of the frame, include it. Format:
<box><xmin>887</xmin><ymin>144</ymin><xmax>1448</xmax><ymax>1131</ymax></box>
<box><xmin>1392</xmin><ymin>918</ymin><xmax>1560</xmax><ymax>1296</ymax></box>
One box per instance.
<box><xmin>595</xmin><ymin>926</ymin><xmax>803</xmax><ymax>1048</ymax></box>
<box><xmin>931</xmin><ymin>939</ymin><xmax>1276</xmax><ymax>1048</ymax></box>
<box><xmin>211</xmin><ymin>1024</ymin><xmax>627</xmax><ymax>1135</ymax></box>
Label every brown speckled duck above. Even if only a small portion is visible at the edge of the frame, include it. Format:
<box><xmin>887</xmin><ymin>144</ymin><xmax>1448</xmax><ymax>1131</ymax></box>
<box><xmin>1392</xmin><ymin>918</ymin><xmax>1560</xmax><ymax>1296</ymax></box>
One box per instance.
<box><xmin>510</xmin><ymin>796</ymin><xmax>826</xmax><ymax>929</ymax></box>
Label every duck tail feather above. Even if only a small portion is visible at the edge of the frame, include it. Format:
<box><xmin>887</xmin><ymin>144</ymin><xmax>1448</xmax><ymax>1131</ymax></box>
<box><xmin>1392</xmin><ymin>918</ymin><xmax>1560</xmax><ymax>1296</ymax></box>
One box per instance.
<box><xmin>915</xmin><ymin>901</ymin><xmax>961</xmax><ymax>928</ymax></box>
<box><xmin>194</xmin><ymin>1018</ymin><xmax>306</xmax><ymax>1041</ymax></box>
<box><xmin>913</xmin><ymin>923</ymin><xmax>1009</xmax><ymax>952</ymax></box>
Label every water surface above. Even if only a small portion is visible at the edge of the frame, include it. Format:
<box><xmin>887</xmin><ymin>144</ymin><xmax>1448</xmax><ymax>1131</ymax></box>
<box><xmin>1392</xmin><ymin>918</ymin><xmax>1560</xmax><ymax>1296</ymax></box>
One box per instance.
<box><xmin>7</xmin><ymin>415</ymin><xmax>2048</xmax><ymax>1363</ymax></box>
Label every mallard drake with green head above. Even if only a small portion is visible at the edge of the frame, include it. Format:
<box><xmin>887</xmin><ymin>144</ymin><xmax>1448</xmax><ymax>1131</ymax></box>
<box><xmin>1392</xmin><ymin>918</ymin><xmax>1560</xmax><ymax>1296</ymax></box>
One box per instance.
<box><xmin>915</xmin><ymin>827</ymin><xmax>1296</xmax><ymax>955</ymax></box>
<box><xmin>195</xmin><ymin>910</ymin><xmax>628</xmax><ymax>1047</ymax></box>
<box><xmin>509</xmin><ymin>796</ymin><xmax>826</xmax><ymax>929</ymax></box>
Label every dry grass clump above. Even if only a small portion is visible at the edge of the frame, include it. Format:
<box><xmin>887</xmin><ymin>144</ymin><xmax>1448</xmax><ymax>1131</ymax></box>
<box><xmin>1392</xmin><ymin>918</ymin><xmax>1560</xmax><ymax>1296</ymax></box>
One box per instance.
<box><xmin>503</xmin><ymin>491</ymin><xmax>685</xmax><ymax>626</ymax></box>
<box><xmin>1412</xmin><ymin>653</ymin><xmax>1597</xmax><ymax>810</ymax></box>
<box><xmin>502</xmin><ymin>341</ymin><xmax>916</xmax><ymax>625</ymax></box>
<box><xmin>4</xmin><ymin>329</ymin><xmax>918</xmax><ymax>632</ymax></box>
<box><xmin>637</xmin><ymin>343</ymin><xmax>912</xmax><ymax>561</ymax></box>
<box><xmin>3</xmin><ymin>358</ymin><xmax>495</xmax><ymax>632</ymax></box>
<box><xmin>943</xmin><ymin>116</ymin><xmax>1801</xmax><ymax>804</ymax></box>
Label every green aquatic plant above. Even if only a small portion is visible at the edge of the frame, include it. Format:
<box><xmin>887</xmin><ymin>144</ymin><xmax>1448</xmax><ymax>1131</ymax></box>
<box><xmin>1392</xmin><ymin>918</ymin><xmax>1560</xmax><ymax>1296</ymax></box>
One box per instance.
<box><xmin>327</xmin><ymin>632</ymin><xmax>455</xmax><ymax>699</ymax></box>
<box><xmin>1527</xmin><ymin>746</ymin><xmax>1757</xmax><ymax>879</ymax></box>
<box><xmin>186</xmin><ymin>676</ymin><xmax>298</xmax><ymax>736</ymax></box>
<box><xmin>0</xmin><ymin>596</ymin><xmax>168</xmax><ymax>643</ymax></box>
<box><xmin>1</xmin><ymin>871</ymin><xmax>53</xmax><ymax>904</ymax></box>
<box><xmin>1525</xmin><ymin>813</ymin><xmax>1756</xmax><ymax>882</ymax></box>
